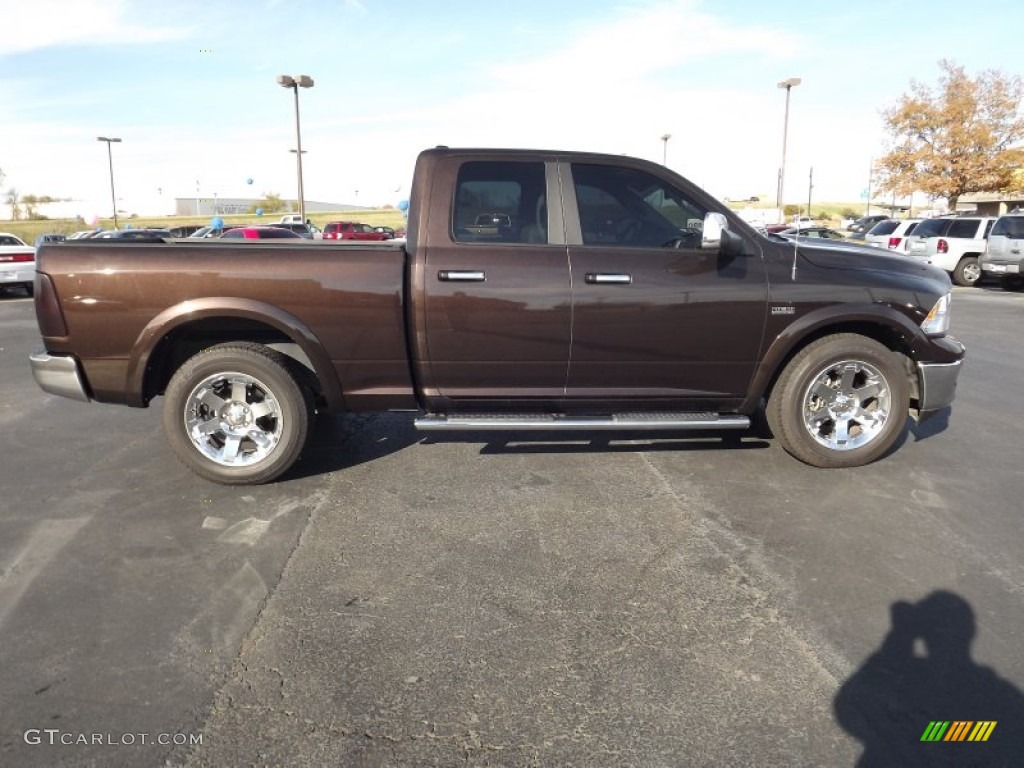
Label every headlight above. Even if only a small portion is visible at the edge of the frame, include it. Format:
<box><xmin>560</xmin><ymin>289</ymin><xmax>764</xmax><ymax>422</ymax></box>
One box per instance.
<box><xmin>921</xmin><ymin>293</ymin><xmax>951</xmax><ymax>336</ymax></box>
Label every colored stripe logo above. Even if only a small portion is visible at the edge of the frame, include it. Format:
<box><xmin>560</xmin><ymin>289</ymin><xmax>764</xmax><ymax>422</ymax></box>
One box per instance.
<box><xmin>921</xmin><ymin>721</ymin><xmax>996</xmax><ymax>742</ymax></box>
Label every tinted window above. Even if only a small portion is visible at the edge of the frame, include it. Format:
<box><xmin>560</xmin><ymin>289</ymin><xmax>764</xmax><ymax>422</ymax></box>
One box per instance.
<box><xmin>453</xmin><ymin>161</ymin><xmax>547</xmax><ymax>244</ymax></box>
<box><xmin>991</xmin><ymin>216</ymin><xmax>1024</xmax><ymax>238</ymax></box>
<box><xmin>904</xmin><ymin>222</ymin><xmax>919</xmax><ymax>235</ymax></box>
<box><xmin>868</xmin><ymin>220</ymin><xmax>898</xmax><ymax>236</ymax></box>
<box><xmin>947</xmin><ymin>219</ymin><xmax>981</xmax><ymax>238</ymax></box>
<box><xmin>220</xmin><ymin>230</ymin><xmax>243</xmax><ymax>238</ymax></box>
<box><xmin>572</xmin><ymin>163</ymin><xmax>708</xmax><ymax>248</ymax></box>
<box><xmin>260</xmin><ymin>229</ymin><xmax>300</xmax><ymax>238</ymax></box>
<box><xmin>911</xmin><ymin>219</ymin><xmax>952</xmax><ymax>238</ymax></box>
<box><xmin>0</xmin><ymin>235</ymin><xmax>25</xmax><ymax>246</ymax></box>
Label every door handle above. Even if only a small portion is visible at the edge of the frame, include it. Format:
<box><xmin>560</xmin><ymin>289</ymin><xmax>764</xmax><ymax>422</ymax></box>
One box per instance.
<box><xmin>438</xmin><ymin>270</ymin><xmax>486</xmax><ymax>282</ymax></box>
<box><xmin>585</xmin><ymin>273</ymin><xmax>632</xmax><ymax>284</ymax></box>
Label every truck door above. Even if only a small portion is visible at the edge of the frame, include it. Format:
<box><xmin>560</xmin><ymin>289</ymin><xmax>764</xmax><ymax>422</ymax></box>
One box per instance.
<box><xmin>418</xmin><ymin>159</ymin><xmax>571</xmax><ymax>405</ymax></box>
<box><xmin>563</xmin><ymin>161</ymin><xmax>767</xmax><ymax>406</ymax></box>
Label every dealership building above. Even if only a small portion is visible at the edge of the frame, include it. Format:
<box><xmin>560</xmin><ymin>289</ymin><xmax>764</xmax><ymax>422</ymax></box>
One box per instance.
<box><xmin>173</xmin><ymin>197</ymin><xmax>363</xmax><ymax>217</ymax></box>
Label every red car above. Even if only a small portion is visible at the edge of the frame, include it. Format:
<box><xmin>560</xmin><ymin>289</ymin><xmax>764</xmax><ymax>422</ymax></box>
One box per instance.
<box><xmin>322</xmin><ymin>221</ymin><xmax>390</xmax><ymax>241</ymax></box>
<box><xmin>219</xmin><ymin>226</ymin><xmax>303</xmax><ymax>240</ymax></box>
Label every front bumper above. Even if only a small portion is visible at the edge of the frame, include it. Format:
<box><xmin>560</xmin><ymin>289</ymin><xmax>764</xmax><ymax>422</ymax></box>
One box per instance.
<box><xmin>917</xmin><ymin>359</ymin><xmax>962</xmax><ymax>413</ymax></box>
<box><xmin>29</xmin><ymin>350</ymin><xmax>91</xmax><ymax>402</ymax></box>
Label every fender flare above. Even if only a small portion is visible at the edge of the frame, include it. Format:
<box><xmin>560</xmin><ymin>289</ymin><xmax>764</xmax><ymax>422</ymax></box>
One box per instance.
<box><xmin>124</xmin><ymin>297</ymin><xmax>344</xmax><ymax>409</ymax></box>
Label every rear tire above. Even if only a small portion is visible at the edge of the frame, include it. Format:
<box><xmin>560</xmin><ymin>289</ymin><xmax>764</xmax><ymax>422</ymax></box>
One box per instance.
<box><xmin>952</xmin><ymin>256</ymin><xmax>981</xmax><ymax>287</ymax></box>
<box><xmin>767</xmin><ymin>334</ymin><xmax>908</xmax><ymax>468</ymax></box>
<box><xmin>163</xmin><ymin>343</ymin><xmax>313</xmax><ymax>484</ymax></box>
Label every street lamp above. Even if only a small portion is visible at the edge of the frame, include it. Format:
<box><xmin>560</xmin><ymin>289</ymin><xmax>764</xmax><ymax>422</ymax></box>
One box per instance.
<box><xmin>96</xmin><ymin>136</ymin><xmax>122</xmax><ymax>229</ymax></box>
<box><xmin>660</xmin><ymin>133</ymin><xmax>672</xmax><ymax>166</ymax></box>
<box><xmin>276</xmin><ymin>74</ymin><xmax>314</xmax><ymax>223</ymax></box>
<box><xmin>776</xmin><ymin>77</ymin><xmax>801</xmax><ymax>222</ymax></box>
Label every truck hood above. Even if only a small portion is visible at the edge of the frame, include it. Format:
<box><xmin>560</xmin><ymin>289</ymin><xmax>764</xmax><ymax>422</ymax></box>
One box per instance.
<box><xmin>793</xmin><ymin>240</ymin><xmax>947</xmax><ymax>283</ymax></box>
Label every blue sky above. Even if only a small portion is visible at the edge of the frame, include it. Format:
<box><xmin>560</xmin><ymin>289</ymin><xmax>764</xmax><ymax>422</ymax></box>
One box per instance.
<box><xmin>2</xmin><ymin>0</ymin><xmax>1022</xmax><ymax>220</ymax></box>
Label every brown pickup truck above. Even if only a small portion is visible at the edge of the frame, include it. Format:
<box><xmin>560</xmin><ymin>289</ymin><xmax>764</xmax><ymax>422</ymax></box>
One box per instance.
<box><xmin>30</xmin><ymin>147</ymin><xmax>964</xmax><ymax>484</ymax></box>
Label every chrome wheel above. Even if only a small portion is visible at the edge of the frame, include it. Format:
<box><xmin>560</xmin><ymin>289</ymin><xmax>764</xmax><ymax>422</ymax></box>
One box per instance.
<box><xmin>801</xmin><ymin>359</ymin><xmax>891</xmax><ymax>451</ymax></box>
<box><xmin>962</xmin><ymin>261</ymin><xmax>981</xmax><ymax>283</ymax></box>
<box><xmin>184</xmin><ymin>371</ymin><xmax>283</xmax><ymax>466</ymax></box>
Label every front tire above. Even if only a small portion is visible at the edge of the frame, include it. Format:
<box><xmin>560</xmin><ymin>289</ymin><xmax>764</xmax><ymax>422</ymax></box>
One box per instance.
<box><xmin>767</xmin><ymin>334</ymin><xmax>908</xmax><ymax>468</ymax></box>
<box><xmin>163</xmin><ymin>343</ymin><xmax>312</xmax><ymax>484</ymax></box>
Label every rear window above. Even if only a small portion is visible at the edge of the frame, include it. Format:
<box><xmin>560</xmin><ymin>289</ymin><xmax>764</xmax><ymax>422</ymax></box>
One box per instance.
<box><xmin>947</xmin><ymin>219</ymin><xmax>982</xmax><ymax>238</ymax></box>
<box><xmin>867</xmin><ymin>220</ymin><xmax>898</xmax><ymax>236</ymax></box>
<box><xmin>911</xmin><ymin>218</ymin><xmax>952</xmax><ymax>238</ymax></box>
<box><xmin>991</xmin><ymin>216</ymin><xmax>1024</xmax><ymax>238</ymax></box>
<box><xmin>452</xmin><ymin>160</ymin><xmax>547</xmax><ymax>244</ymax></box>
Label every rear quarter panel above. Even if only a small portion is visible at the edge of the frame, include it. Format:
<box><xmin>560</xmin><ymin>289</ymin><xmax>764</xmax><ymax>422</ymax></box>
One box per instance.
<box><xmin>36</xmin><ymin>241</ymin><xmax>415</xmax><ymax>409</ymax></box>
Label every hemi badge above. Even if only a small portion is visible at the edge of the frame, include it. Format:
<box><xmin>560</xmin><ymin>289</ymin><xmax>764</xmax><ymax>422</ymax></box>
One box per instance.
<box><xmin>771</xmin><ymin>306</ymin><xmax>795</xmax><ymax>316</ymax></box>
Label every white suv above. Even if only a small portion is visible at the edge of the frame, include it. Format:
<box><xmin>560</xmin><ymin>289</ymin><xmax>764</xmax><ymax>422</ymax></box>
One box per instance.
<box><xmin>980</xmin><ymin>212</ymin><xmax>1024</xmax><ymax>291</ymax></box>
<box><xmin>864</xmin><ymin>218</ymin><xmax>921</xmax><ymax>252</ymax></box>
<box><xmin>903</xmin><ymin>216</ymin><xmax>996</xmax><ymax>286</ymax></box>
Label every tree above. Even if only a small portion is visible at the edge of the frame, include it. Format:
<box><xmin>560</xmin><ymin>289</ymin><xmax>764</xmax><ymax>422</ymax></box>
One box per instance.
<box><xmin>6</xmin><ymin>188</ymin><xmax>21</xmax><ymax>220</ymax></box>
<box><xmin>20</xmin><ymin>194</ymin><xmax>68</xmax><ymax>219</ymax></box>
<box><xmin>875</xmin><ymin>60</ymin><xmax>1024</xmax><ymax>210</ymax></box>
<box><xmin>250</xmin><ymin>192</ymin><xmax>288</xmax><ymax>214</ymax></box>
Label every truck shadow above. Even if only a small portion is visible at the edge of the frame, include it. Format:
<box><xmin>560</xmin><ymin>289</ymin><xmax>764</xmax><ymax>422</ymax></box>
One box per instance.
<box><xmin>427</xmin><ymin>430</ymin><xmax>770</xmax><ymax>456</ymax></box>
<box><xmin>834</xmin><ymin>590</ymin><xmax>1024</xmax><ymax>766</ymax></box>
<box><xmin>285</xmin><ymin>413</ymin><xmax>423</xmax><ymax>481</ymax></box>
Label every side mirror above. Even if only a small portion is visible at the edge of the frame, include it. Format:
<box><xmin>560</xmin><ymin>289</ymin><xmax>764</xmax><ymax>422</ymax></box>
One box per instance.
<box><xmin>701</xmin><ymin>212</ymin><xmax>727</xmax><ymax>250</ymax></box>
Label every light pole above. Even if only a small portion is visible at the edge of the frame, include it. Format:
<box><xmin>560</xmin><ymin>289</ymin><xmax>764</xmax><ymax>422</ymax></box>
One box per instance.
<box><xmin>776</xmin><ymin>77</ymin><xmax>801</xmax><ymax>222</ymax></box>
<box><xmin>97</xmin><ymin>136</ymin><xmax>121</xmax><ymax>229</ymax></box>
<box><xmin>660</xmin><ymin>133</ymin><xmax>672</xmax><ymax>166</ymax></box>
<box><xmin>276</xmin><ymin>74</ymin><xmax>314</xmax><ymax>223</ymax></box>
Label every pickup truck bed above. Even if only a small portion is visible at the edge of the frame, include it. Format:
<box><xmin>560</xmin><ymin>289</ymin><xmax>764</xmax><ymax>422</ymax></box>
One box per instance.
<box><xmin>30</xmin><ymin>147</ymin><xmax>965</xmax><ymax>484</ymax></box>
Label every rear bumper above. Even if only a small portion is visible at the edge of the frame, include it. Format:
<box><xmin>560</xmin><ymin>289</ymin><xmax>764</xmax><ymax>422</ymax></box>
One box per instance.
<box><xmin>29</xmin><ymin>350</ymin><xmax>91</xmax><ymax>402</ymax></box>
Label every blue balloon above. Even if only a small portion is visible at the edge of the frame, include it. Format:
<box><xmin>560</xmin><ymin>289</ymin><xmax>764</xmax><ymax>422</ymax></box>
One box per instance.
<box><xmin>255</xmin><ymin>208</ymin><xmax>264</xmax><ymax>216</ymax></box>
<box><xmin>246</xmin><ymin>178</ymin><xmax>253</xmax><ymax>185</ymax></box>
<box><xmin>397</xmin><ymin>199</ymin><xmax>410</xmax><ymax>212</ymax></box>
<box><xmin>211</xmin><ymin>216</ymin><xmax>224</xmax><ymax>229</ymax></box>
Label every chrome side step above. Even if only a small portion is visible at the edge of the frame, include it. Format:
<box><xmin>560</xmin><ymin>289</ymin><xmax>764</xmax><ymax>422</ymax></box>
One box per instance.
<box><xmin>414</xmin><ymin>412</ymin><xmax>750</xmax><ymax>432</ymax></box>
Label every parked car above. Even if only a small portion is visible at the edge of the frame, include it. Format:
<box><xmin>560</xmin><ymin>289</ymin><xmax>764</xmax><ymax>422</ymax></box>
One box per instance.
<box><xmin>94</xmin><ymin>228</ymin><xmax>173</xmax><ymax>240</ymax></box>
<box><xmin>167</xmin><ymin>225</ymin><xmax>205</xmax><ymax>238</ymax></box>
<box><xmin>980</xmin><ymin>211</ymin><xmax>1024</xmax><ymax>290</ymax></box>
<box><xmin>0</xmin><ymin>232</ymin><xmax>35</xmax><ymax>295</ymax></box>
<box><xmin>34</xmin><ymin>234</ymin><xmax>66</xmax><ymax>247</ymax></box>
<box><xmin>271</xmin><ymin>222</ymin><xmax>323</xmax><ymax>239</ymax></box>
<box><xmin>30</xmin><ymin>145</ymin><xmax>964</xmax><ymax>484</ymax></box>
<box><xmin>864</xmin><ymin>219</ymin><xmax>922</xmax><ymax>252</ymax></box>
<box><xmin>219</xmin><ymin>226</ymin><xmax>304</xmax><ymax>240</ymax></box>
<box><xmin>373</xmin><ymin>226</ymin><xmax>396</xmax><ymax>239</ymax></box>
<box><xmin>322</xmin><ymin>221</ymin><xmax>390</xmax><ymax>241</ymax></box>
<box><xmin>903</xmin><ymin>215</ymin><xmax>995</xmax><ymax>286</ymax></box>
<box><xmin>776</xmin><ymin>226</ymin><xmax>846</xmax><ymax>241</ymax></box>
<box><xmin>847</xmin><ymin>214</ymin><xmax>889</xmax><ymax>234</ymax></box>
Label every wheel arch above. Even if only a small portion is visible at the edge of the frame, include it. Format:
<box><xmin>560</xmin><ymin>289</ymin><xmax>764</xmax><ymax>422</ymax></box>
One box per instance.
<box><xmin>127</xmin><ymin>298</ymin><xmax>344</xmax><ymax>411</ymax></box>
<box><xmin>744</xmin><ymin>308</ymin><xmax>923</xmax><ymax>413</ymax></box>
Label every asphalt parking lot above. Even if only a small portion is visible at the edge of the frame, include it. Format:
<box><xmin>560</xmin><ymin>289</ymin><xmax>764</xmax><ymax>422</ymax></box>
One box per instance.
<box><xmin>1</xmin><ymin>285</ymin><xmax>1022</xmax><ymax>767</ymax></box>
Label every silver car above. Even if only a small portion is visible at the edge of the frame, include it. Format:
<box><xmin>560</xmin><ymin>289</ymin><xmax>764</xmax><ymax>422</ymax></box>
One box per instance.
<box><xmin>980</xmin><ymin>212</ymin><xmax>1024</xmax><ymax>290</ymax></box>
<box><xmin>864</xmin><ymin>218</ymin><xmax>921</xmax><ymax>252</ymax></box>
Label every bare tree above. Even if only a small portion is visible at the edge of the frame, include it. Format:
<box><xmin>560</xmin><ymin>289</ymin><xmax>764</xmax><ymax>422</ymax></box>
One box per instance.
<box><xmin>6</xmin><ymin>188</ymin><xmax>21</xmax><ymax>220</ymax></box>
<box><xmin>875</xmin><ymin>60</ymin><xmax>1024</xmax><ymax>210</ymax></box>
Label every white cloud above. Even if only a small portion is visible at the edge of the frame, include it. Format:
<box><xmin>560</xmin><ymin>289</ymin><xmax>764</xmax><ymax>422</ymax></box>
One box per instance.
<box><xmin>1</xmin><ymin>0</ymin><xmax>192</xmax><ymax>56</ymax></box>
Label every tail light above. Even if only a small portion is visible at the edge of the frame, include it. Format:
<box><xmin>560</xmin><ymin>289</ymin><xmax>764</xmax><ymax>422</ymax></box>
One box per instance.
<box><xmin>0</xmin><ymin>253</ymin><xmax>34</xmax><ymax>262</ymax></box>
<box><xmin>888</xmin><ymin>237</ymin><xmax>902</xmax><ymax>249</ymax></box>
<box><xmin>937</xmin><ymin>239</ymin><xmax>948</xmax><ymax>254</ymax></box>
